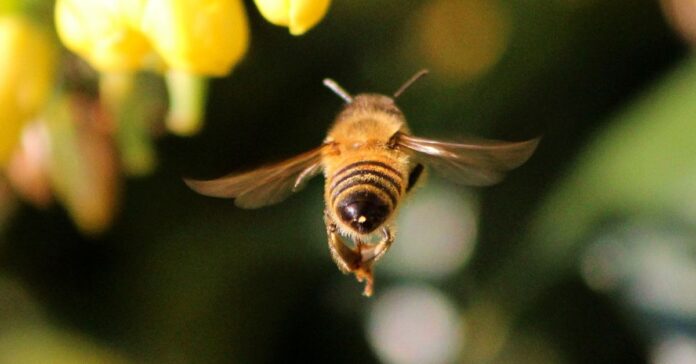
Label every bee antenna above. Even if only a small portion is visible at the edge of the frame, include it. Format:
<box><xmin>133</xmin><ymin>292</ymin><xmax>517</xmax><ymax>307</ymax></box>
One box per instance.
<box><xmin>323</xmin><ymin>78</ymin><xmax>353</xmax><ymax>103</ymax></box>
<box><xmin>393</xmin><ymin>69</ymin><xmax>429</xmax><ymax>99</ymax></box>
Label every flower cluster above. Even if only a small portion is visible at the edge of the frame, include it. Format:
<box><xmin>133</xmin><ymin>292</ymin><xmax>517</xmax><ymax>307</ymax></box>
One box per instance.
<box><xmin>0</xmin><ymin>0</ymin><xmax>331</xmax><ymax>233</ymax></box>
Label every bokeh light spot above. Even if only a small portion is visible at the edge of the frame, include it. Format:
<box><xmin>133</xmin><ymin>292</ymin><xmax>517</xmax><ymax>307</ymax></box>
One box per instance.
<box><xmin>651</xmin><ymin>335</ymin><xmax>696</xmax><ymax>364</ymax></box>
<box><xmin>384</xmin><ymin>180</ymin><xmax>478</xmax><ymax>279</ymax></box>
<box><xmin>412</xmin><ymin>0</ymin><xmax>511</xmax><ymax>82</ymax></box>
<box><xmin>661</xmin><ymin>0</ymin><xmax>696</xmax><ymax>45</ymax></box>
<box><xmin>582</xmin><ymin>220</ymin><xmax>696</xmax><ymax>318</ymax></box>
<box><xmin>367</xmin><ymin>284</ymin><xmax>464</xmax><ymax>364</ymax></box>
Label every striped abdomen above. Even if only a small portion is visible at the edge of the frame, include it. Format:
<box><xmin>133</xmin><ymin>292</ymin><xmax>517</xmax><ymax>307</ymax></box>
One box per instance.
<box><xmin>329</xmin><ymin>159</ymin><xmax>405</xmax><ymax>234</ymax></box>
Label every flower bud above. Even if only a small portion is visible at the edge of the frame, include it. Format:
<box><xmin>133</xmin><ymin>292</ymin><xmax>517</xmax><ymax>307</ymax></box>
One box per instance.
<box><xmin>141</xmin><ymin>0</ymin><xmax>249</xmax><ymax>76</ymax></box>
<box><xmin>254</xmin><ymin>0</ymin><xmax>331</xmax><ymax>35</ymax></box>
<box><xmin>0</xmin><ymin>15</ymin><xmax>56</xmax><ymax>164</ymax></box>
<box><xmin>46</xmin><ymin>95</ymin><xmax>120</xmax><ymax>235</ymax></box>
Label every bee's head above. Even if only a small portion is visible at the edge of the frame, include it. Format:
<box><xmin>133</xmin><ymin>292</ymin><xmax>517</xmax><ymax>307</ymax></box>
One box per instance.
<box><xmin>346</xmin><ymin>94</ymin><xmax>403</xmax><ymax>118</ymax></box>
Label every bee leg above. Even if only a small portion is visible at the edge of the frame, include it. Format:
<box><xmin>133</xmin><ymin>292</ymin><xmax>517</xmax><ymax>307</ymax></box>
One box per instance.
<box><xmin>361</xmin><ymin>226</ymin><xmax>394</xmax><ymax>266</ymax></box>
<box><xmin>324</xmin><ymin>210</ymin><xmax>380</xmax><ymax>296</ymax></box>
<box><xmin>325</xmin><ymin>211</ymin><xmax>362</xmax><ymax>273</ymax></box>
<box><xmin>353</xmin><ymin>241</ymin><xmax>375</xmax><ymax>297</ymax></box>
<box><xmin>327</xmin><ymin>228</ymin><xmax>376</xmax><ymax>296</ymax></box>
<box><xmin>353</xmin><ymin>227</ymin><xmax>394</xmax><ymax>297</ymax></box>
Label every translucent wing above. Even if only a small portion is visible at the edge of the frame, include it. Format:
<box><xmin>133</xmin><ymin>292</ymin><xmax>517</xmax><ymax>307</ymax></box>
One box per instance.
<box><xmin>395</xmin><ymin>133</ymin><xmax>540</xmax><ymax>186</ymax></box>
<box><xmin>184</xmin><ymin>145</ymin><xmax>327</xmax><ymax>209</ymax></box>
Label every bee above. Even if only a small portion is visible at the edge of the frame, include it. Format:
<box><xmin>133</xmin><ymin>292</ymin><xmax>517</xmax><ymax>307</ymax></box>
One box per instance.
<box><xmin>185</xmin><ymin>70</ymin><xmax>539</xmax><ymax>296</ymax></box>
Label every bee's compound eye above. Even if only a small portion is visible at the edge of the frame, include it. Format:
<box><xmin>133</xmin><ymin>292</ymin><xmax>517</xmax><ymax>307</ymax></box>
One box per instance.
<box><xmin>337</xmin><ymin>192</ymin><xmax>389</xmax><ymax>234</ymax></box>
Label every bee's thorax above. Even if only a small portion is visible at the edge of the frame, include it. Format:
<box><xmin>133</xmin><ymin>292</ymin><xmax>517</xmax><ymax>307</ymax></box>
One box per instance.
<box><xmin>327</xmin><ymin>94</ymin><xmax>409</xmax><ymax>147</ymax></box>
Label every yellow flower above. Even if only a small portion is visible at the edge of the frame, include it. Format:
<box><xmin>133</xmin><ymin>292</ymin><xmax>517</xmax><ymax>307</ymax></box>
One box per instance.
<box><xmin>254</xmin><ymin>0</ymin><xmax>331</xmax><ymax>35</ymax></box>
<box><xmin>56</xmin><ymin>0</ymin><xmax>249</xmax><ymax>76</ymax></box>
<box><xmin>55</xmin><ymin>0</ymin><xmax>153</xmax><ymax>72</ymax></box>
<box><xmin>142</xmin><ymin>0</ymin><xmax>249</xmax><ymax>76</ymax></box>
<box><xmin>0</xmin><ymin>15</ymin><xmax>56</xmax><ymax>165</ymax></box>
<box><xmin>55</xmin><ymin>0</ymin><xmax>250</xmax><ymax>136</ymax></box>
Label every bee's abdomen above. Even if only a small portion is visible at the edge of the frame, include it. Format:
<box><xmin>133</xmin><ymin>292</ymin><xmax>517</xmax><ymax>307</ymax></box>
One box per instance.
<box><xmin>329</xmin><ymin>160</ymin><xmax>404</xmax><ymax>234</ymax></box>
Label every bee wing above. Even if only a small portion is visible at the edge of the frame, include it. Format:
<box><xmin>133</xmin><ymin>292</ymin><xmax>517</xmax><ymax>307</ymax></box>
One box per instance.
<box><xmin>395</xmin><ymin>133</ymin><xmax>540</xmax><ymax>186</ymax></box>
<box><xmin>184</xmin><ymin>145</ymin><xmax>327</xmax><ymax>209</ymax></box>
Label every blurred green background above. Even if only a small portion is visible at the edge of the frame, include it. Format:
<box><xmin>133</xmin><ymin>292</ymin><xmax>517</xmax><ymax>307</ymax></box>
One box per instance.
<box><xmin>2</xmin><ymin>0</ymin><xmax>696</xmax><ymax>363</ymax></box>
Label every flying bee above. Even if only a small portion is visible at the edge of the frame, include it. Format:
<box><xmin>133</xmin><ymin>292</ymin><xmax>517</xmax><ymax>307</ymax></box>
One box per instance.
<box><xmin>185</xmin><ymin>70</ymin><xmax>539</xmax><ymax>296</ymax></box>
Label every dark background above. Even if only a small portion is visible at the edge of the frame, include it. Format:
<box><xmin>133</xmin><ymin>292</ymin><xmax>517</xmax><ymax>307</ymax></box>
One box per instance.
<box><xmin>2</xmin><ymin>0</ymin><xmax>695</xmax><ymax>363</ymax></box>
